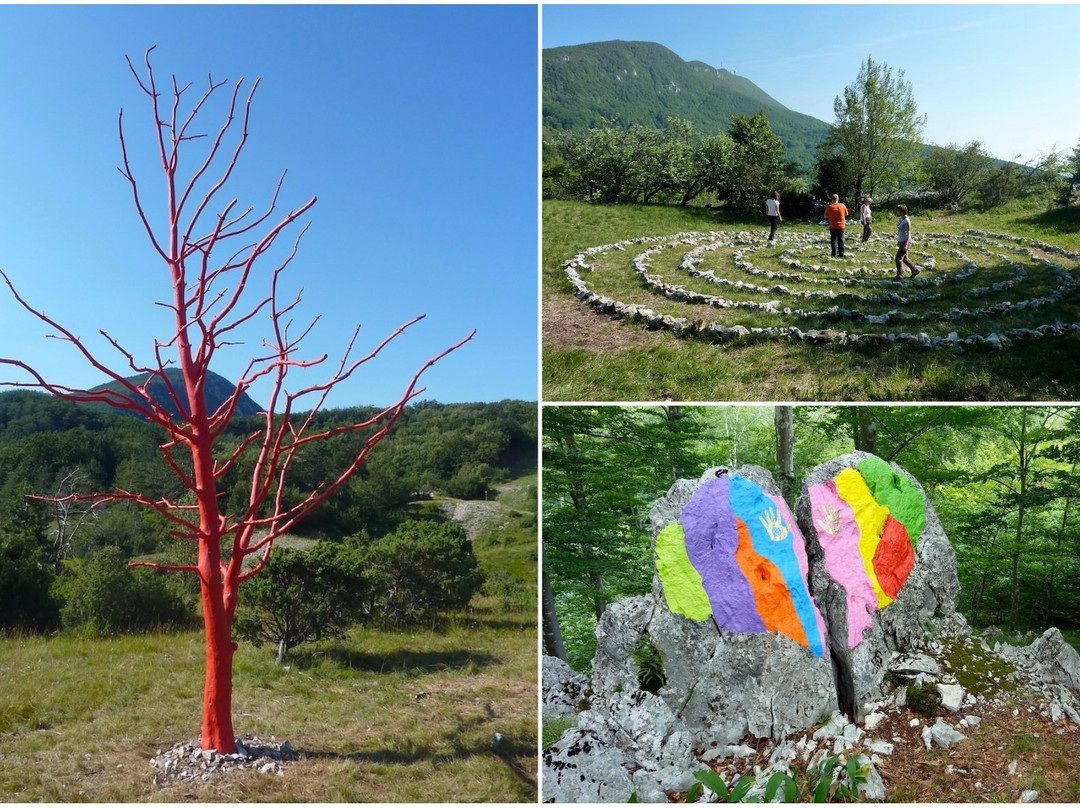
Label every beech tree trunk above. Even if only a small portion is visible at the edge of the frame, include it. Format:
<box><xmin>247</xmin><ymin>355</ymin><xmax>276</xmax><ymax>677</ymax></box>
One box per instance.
<box><xmin>774</xmin><ymin>405</ymin><xmax>795</xmax><ymax>504</ymax></box>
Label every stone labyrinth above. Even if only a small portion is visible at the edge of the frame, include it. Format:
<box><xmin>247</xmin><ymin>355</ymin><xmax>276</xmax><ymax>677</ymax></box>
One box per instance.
<box><xmin>562</xmin><ymin>229</ymin><xmax>1080</xmax><ymax>350</ymax></box>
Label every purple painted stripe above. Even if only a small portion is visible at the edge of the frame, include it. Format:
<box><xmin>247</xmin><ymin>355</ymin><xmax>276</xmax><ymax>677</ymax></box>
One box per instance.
<box><xmin>681</xmin><ymin>475</ymin><xmax>766</xmax><ymax>634</ymax></box>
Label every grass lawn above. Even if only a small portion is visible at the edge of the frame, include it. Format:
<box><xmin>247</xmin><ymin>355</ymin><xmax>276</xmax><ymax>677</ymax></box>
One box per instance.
<box><xmin>543</xmin><ymin>199</ymin><xmax>1080</xmax><ymax>402</ymax></box>
<box><xmin>0</xmin><ymin>473</ymin><xmax>539</xmax><ymax>802</ymax></box>
<box><xmin>0</xmin><ymin>597</ymin><xmax>536</xmax><ymax>802</ymax></box>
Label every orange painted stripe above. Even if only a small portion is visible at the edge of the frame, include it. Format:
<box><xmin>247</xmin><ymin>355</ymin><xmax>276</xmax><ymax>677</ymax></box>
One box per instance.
<box><xmin>733</xmin><ymin>516</ymin><xmax>809</xmax><ymax>649</ymax></box>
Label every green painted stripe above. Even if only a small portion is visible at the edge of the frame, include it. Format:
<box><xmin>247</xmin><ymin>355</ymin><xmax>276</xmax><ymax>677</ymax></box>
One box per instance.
<box><xmin>656</xmin><ymin>522</ymin><xmax>713</xmax><ymax>621</ymax></box>
<box><xmin>856</xmin><ymin>455</ymin><xmax>926</xmax><ymax>546</ymax></box>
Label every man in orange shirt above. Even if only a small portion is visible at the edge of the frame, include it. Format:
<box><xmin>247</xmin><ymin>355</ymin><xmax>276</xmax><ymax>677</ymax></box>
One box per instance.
<box><xmin>824</xmin><ymin>194</ymin><xmax>849</xmax><ymax>258</ymax></box>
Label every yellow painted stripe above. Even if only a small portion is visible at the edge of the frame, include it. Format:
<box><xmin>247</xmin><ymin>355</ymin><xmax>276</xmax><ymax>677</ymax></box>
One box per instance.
<box><xmin>834</xmin><ymin>468</ymin><xmax>894</xmax><ymax>609</ymax></box>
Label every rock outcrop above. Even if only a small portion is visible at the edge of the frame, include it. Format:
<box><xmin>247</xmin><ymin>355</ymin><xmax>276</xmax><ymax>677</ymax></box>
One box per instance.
<box><xmin>542</xmin><ymin>456</ymin><xmax>1078</xmax><ymax>803</ymax></box>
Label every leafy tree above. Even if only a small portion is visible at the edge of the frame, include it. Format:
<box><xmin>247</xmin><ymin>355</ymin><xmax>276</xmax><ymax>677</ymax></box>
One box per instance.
<box><xmin>0</xmin><ymin>495</ymin><xmax>59</xmax><ymax>632</ymax></box>
<box><xmin>720</xmin><ymin>111</ymin><xmax>786</xmax><ymax>212</ymax></box>
<box><xmin>921</xmin><ymin>141</ymin><xmax>994</xmax><ymax>207</ymax></box>
<box><xmin>358</xmin><ymin>521</ymin><xmax>485</xmax><ymax>623</ymax></box>
<box><xmin>978</xmin><ymin>160</ymin><xmax>1026</xmax><ymax>208</ymax></box>
<box><xmin>1056</xmin><ymin>139</ymin><xmax>1080</xmax><ymax>207</ymax></box>
<box><xmin>544</xmin><ymin>406</ymin><xmax>714</xmax><ymax>670</ymax></box>
<box><xmin>820</xmin><ymin>57</ymin><xmax>925</xmax><ymax>200</ymax></box>
<box><xmin>53</xmin><ymin>545</ymin><xmax>193</xmax><ymax>635</ymax></box>
<box><xmin>234</xmin><ymin>543</ymin><xmax>370</xmax><ymax>664</ymax></box>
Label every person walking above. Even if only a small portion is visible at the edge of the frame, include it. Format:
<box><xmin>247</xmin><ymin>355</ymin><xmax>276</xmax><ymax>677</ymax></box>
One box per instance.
<box><xmin>895</xmin><ymin>203</ymin><xmax>921</xmax><ymax>279</ymax></box>
<box><xmin>765</xmin><ymin>191</ymin><xmax>782</xmax><ymax>246</ymax></box>
<box><xmin>824</xmin><ymin>194</ymin><xmax>848</xmax><ymax>258</ymax></box>
<box><xmin>860</xmin><ymin>196</ymin><xmax>873</xmax><ymax>242</ymax></box>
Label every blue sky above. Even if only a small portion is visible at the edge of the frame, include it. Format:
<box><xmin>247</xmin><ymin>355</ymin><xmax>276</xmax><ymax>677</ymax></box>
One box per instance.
<box><xmin>0</xmin><ymin>4</ymin><xmax>537</xmax><ymax>410</ymax></box>
<box><xmin>543</xmin><ymin>4</ymin><xmax>1080</xmax><ymax>166</ymax></box>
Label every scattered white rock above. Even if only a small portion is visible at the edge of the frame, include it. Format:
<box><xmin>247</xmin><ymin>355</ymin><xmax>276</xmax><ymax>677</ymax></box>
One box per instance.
<box><xmin>1021</xmin><ymin>789</ymin><xmax>1039</xmax><ymax>803</ymax></box>
<box><xmin>867</xmin><ymin>740</ymin><xmax>895</xmax><ymax>756</ymax></box>
<box><xmin>937</xmin><ymin>683</ymin><xmax>966</xmax><ymax>712</ymax></box>
<box><xmin>863</xmin><ymin>712</ymin><xmax>885</xmax><ymax>731</ymax></box>
<box><xmin>926</xmin><ymin>718</ymin><xmax>968</xmax><ymax>749</ymax></box>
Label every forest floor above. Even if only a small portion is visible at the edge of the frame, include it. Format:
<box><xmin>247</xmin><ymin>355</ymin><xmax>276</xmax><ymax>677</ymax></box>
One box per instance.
<box><xmin>543</xmin><ymin>198</ymin><xmax>1080</xmax><ymax>402</ymax></box>
<box><xmin>0</xmin><ymin>476</ymin><xmax>538</xmax><ymax>802</ymax></box>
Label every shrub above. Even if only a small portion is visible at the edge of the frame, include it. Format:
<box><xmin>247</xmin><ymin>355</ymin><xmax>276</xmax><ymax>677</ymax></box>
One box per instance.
<box><xmin>234</xmin><ymin>542</ymin><xmax>371</xmax><ymax>663</ymax></box>
<box><xmin>52</xmin><ymin>545</ymin><xmax>192</xmax><ymax>635</ymax></box>
<box><xmin>906</xmin><ymin>681</ymin><xmax>941</xmax><ymax>717</ymax></box>
<box><xmin>356</xmin><ymin>521</ymin><xmax>485</xmax><ymax>623</ymax></box>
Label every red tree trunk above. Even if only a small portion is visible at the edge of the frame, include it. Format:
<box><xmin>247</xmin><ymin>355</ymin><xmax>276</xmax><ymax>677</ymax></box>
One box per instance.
<box><xmin>199</xmin><ymin>579</ymin><xmax>237</xmax><ymax>752</ymax></box>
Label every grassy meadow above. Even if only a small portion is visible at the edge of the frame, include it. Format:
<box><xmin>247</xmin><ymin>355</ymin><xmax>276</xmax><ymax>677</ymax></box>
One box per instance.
<box><xmin>0</xmin><ymin>477</ymin><xmax>538</xmax><ymax>803</ymax></box>
<box><xmin>543</xmin><ymin>199</ymin><xmax>1080</xmax><ymax>402</ymax></box>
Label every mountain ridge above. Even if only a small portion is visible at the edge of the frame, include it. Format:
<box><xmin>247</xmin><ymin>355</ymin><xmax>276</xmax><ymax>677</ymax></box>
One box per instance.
<box><xmin>543</xmin><ymin>39</ymin><xmax>831</xmax><ymax>168</ymax></box>
<box><xmin>91</xmin><ymin>367</ymin><xmax>263</xmax><ymax>420</ymax></box>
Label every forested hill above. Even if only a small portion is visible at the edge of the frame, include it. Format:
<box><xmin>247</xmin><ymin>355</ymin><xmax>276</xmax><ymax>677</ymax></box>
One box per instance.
<box><xmin>90</xmin><ymin>368</ymin><xmax>262</xmax><ymax>419</ymax></box>
<box><xmin>0</xmin><ymin>391</ymin><xmax>536</xmax><ymax>542</ymax></box>
<box><xmin>543</xmin><ymin>40</ymin><xmax>831</xmax><ymax>168</ymax></box>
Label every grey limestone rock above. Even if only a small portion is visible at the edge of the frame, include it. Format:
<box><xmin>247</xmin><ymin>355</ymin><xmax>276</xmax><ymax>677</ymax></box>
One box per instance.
<box><xmin>542</xmin><ymin>728</ymin><xmax>634</xmax><ymax>803</ymax></box>
<box><xmin>927</xmin><ymin>718</ymin><xmax>968</xmax><ymax>749</ymax></box>
<box><xmin>542</xmin><ymin>654</ymin><xmax>589</xmax><ymax>722</ymax></box>
<box><xmin>995</xmin><ymin>627</ymin><xmax>1080</xmax><ymax>690</ymax></box>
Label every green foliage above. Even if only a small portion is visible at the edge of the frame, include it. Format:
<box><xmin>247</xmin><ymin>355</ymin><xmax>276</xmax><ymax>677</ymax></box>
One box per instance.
<box><xmin>724</xmin><ymin>111</ymin><xmax>786</xmax><ymax>213</ymax></box>
<box><xmin>0</xmin><ymin>393</ymin><xmax>534</xmax><ymax>633</ymax></box>
<box><xmin>547</xmin><ymin>113</ymin><xmax>786</xmax><ymax>213</ymax></box>
<box><xmin>630</xmin><ymin>634</ymin><xmax>666</xmax><ymax>694</ymax></box>
<box><xmin>444</xmin><ymin>460</ymin><xmax>496</xmax><ymax>500</ymax></box>
<box><xmin>542</xmin><ymin>40</ymin><xmax>829</xmax><ymax>171</ymax></box>
<box><xmin>820</xmin><ymin>56</ymin><xmax>925</xmax><ymax>199</ymax></box>
<box><xmin>234</xmin><ymin>542</ymin><xmax>371</xmax><ymax>663</ymax></box>
<box><xmin>675</xmin><ymin>754</ymin><xmax>867</xmax><ymax>803</ymax></box>
<box><xmin>1055</xmin><ymin>139</ymin><xmax>1080</xmax><ymax>207</ymax></box>
<box><xmin>0</xmin><ymin>498</ymin><xmax>59</xmax><ymax>632</ymax></box>
<box><xmin>355</xmin><ymin>521</ymin><xmax>485</xmax><ymax>624</ymax></box>
<box><xmin>905</xmin><ymin>681</ymin><xmax>941</xmax><ymax>718</ymax></box>
<box><xmin>921</xmin><ymin>141</ymin><xmax>994</xmax><ymax>207</ymax></box>
<box><xmin>52</xmin><ymin>546</ymin><xmax>193</xmax><ymax>636</ymax></box>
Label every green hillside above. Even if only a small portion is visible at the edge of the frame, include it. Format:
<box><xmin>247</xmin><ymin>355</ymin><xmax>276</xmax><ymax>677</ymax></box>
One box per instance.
<box><xmin>543</xmin><ymin>40</ymin><xmax>831</xmax><ymax>169</ymax></box>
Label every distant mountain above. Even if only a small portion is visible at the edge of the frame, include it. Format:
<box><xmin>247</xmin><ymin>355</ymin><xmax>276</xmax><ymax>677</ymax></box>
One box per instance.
<box><xmin>543</xmin><ymin>40</ymin><xmax>832</xmax><ymax>169</ymax></box>
<box><xmin>91</xmin><ymin>368</ymin><xmax>262</xmax><ymax>420</ymax></box>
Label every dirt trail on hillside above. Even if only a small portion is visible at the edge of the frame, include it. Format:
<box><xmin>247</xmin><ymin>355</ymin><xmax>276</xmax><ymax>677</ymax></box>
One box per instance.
<box><xmin>441</xmin><ymin>481</ymin><xmax>528</xmax><ymax>540</ymax></box>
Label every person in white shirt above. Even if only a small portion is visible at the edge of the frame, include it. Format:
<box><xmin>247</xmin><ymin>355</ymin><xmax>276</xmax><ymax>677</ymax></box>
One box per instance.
<box><xmin>895</xmin><ymin>203</ymin><xmax>921</xmax><ymax>279</ymax></box>
<box><xmin>764</xmin><ymin>190</ymin><xmax>782</xmax><ymax>246</ymax></box>
<box><xmin>860</xmin><ymin>196</ymin><xmax>873</xmax><ymax>242</ymax></box>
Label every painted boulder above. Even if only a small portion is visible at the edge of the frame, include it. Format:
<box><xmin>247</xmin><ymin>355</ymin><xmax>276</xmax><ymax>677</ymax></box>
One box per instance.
<box><xmin>600</xmin><ymin>467</ymin><xmax>836</xmax><ymax>737</ymax></box>
<box><xmin>653</xmin><ymin>467</ymin><xmax>827</xmax><ymax>658</ymax></box>
<box><xmin>796</xmin><ymin>452</ymin><xmax>960</xmax><ymax>720</ymax></box>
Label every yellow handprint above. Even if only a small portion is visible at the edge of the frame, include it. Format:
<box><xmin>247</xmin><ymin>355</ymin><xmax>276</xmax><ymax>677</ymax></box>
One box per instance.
<box><xmin>815</xmin><ymin>503</ymin><xmax>842</xmax><ymax>535</ymax></box>
<box><xmin>760</xmin><ymin>507</ymin><xmax>789</xmax><ymax>542</ymax></box>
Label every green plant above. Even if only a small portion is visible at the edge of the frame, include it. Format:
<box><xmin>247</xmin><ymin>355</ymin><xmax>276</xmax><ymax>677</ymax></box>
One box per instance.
<box><xmin>542</xmin><ymin>716</ymin><xmax>575</xmax><ymax>749</ymax></box>
<box><xmin>906</xmin><ymin>681</ymin><xmax>942</xmax><ymax>718</ymax></box>
<box><xmin>630</xmin><ymin>634</ymin><xmax>666</xmax><ymax>694</ymax></box>
<box><xmin>672</xmin><ymin>755</ymin><xmax>868</xmax><ymax>804</ymax></box>
<box><xmin>685</xmin><ymin>768</ymin><xmax>758</xmax><ymax>803</ymax></box>
<box><xmin>234</xmin><ymin>542</ymin><xmax>371</xmax><ymax>664</ymax></box>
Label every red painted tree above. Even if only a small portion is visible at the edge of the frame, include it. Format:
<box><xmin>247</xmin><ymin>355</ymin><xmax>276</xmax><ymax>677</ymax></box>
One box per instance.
<box><xmin>0</xmin><ymin>48</ymin><xmax>472</xmax><ymax>753</ymax></box>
